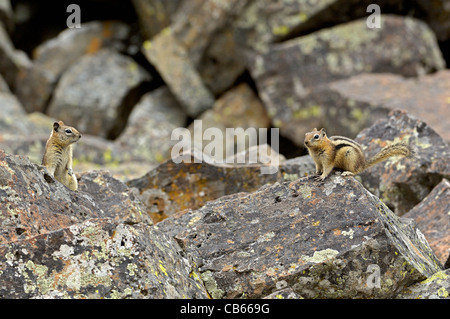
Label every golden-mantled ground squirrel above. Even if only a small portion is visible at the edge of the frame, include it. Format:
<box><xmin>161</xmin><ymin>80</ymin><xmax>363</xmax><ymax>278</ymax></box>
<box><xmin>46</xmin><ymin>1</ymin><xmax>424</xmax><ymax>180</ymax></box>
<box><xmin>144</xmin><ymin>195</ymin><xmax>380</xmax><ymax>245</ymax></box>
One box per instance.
<box><xmin>304</xmin><ymin>128</ymin><xmax>414</xmax><ymax>181</ymax></box>
<box><xmin>42</xmin><ymin>121</ymin><xmax>81</xmax><ymax>191</ymax></box>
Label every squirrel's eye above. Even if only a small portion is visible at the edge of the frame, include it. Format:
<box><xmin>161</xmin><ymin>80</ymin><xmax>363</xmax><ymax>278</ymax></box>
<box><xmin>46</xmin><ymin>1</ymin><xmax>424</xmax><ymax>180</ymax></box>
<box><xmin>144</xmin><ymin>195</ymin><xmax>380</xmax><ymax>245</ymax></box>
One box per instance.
<box><xmin>65</xmin><ymin>129</ymin><xmax>72</xmax><ymax>134</ymax></box>
<box><xmin>314</xmin><ymin>134</ymin><xmax>319</xmax><ymax>139</ymax></box>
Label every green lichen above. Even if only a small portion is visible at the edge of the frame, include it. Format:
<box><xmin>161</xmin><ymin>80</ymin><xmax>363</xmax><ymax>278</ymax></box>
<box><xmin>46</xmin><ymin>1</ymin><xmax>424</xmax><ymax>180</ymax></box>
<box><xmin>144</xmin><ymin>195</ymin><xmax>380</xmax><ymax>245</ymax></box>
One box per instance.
<box><xmin>109</xmin><ymin>288</ymin><xmax>133</xmax><ymax>299</ymax></box>
<box><xmin>127</xmin><ymin>263</ymin><xmax>138</xmax><ymax>276</ymax></box>
<box><xmin>201</xmin><ymin>271</ymin><xmax>224</xmax><ymax>299</ymax></box>
<box><xmin>159</xmin><ymin>261</ymin><xmax>168</xmax><ymax>276</ymax></box>
<box><xmin>421</xmin><ymin>271</ymin><xmax>448</xmax><ymax>284</ymax></box>
<box><xmin>301</xmin><ymin>249</ymin><xmax>339</xmax><ymax>264</ymax></box>
<box><xmin>24</xmin><ymin>260</ymin><xmax>53</xmax><ymax>295</ymax></box>
<box><xmin>272</xmin><ymin>25</ymin><xmax>290</xmax><ymax>36</ymax></box>
<box><xmin>296</xmin><ymin>184</ymin><xmax>312</xmax><ymax>199</ymax></box>
<box><xmin>292</xmin><ymin>105</ymin><xmax>321</xmax><ymax>120</ymax></box>
<box><xmin>283</xmin><ymin>173</ymin><xmax>299</xmax><ymax>181</ymax></box>
<box><xmin>438</xmin><ymin>287</ymin><xmax>449</xmax><ymax>298</ymax></box>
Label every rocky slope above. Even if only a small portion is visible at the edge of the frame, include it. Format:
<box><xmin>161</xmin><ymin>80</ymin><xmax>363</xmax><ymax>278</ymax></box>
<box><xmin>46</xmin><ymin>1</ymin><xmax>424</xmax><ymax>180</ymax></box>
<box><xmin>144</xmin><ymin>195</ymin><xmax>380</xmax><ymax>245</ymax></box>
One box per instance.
<box><xmin>0</xmin><ymin>0</ymin><xmax>449</xmax><ymax>299</ymax></box>
<box><xmin>0</xmin><ymin>111</ymin><xmax>449</xmax><ymax>298</ymax></box>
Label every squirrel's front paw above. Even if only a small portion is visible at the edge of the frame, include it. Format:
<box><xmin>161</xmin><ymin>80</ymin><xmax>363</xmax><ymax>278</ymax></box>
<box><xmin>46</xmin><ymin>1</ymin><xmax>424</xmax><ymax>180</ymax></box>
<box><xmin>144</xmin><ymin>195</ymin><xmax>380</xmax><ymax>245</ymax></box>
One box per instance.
<box><xmin>67</xmin><ymin>168</ymin><xmax>73</xmax><ymax>176</ymax></box>
<box><xmin>340</xmin><ymin>171</ymin><xmax>354</xmax><ymax>177</ymax></box>
<box><xmin>314</xmin><ymin>174</ymin><xmax>326</xmax><ymax>182</ymax></box>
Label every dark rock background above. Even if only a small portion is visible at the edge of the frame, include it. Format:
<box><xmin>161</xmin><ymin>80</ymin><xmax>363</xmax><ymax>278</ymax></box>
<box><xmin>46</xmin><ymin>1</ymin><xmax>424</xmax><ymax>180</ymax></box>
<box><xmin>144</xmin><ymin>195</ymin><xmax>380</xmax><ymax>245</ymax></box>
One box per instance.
<box><xmin>0</xmin><ymin>0</ymin><xmax>449</xmax><ymax>299</ymax></box>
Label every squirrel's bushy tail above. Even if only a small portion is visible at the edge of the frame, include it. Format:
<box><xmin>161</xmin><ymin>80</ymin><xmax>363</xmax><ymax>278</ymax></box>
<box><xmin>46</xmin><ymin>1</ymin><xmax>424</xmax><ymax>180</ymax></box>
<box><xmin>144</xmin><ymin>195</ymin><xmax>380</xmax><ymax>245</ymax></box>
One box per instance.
<box><xmin>364</xmin><ymin>142</ymin><xmax>415</xmax><ymax>171</ymax></box>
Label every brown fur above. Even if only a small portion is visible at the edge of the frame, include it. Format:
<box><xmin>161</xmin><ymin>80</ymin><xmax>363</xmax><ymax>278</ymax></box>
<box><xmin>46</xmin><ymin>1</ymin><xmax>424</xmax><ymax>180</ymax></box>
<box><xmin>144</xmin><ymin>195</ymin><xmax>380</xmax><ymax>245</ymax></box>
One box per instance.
<box><xmin>304</xmin><ymin>128</ymin><xmax>414</xmax><ymax>181</ymax></box>
<box><xmin>42</xmin><ymin>121</ymin><xmax>81</xmax><ymax>191</ymax></box>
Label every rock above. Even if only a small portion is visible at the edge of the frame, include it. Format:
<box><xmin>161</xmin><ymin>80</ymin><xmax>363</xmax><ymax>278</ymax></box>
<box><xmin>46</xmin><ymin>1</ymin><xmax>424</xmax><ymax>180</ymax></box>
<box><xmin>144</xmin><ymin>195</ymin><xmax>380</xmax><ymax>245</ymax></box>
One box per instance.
<box><xmin>0</xmin><ymin>112</ymin><xmax>124</xmax><ymax>172</ymax></box>
<box><xmin>47</xmin><ymin>48</ymin><xmax>151</xmax><ymax>139</ymax></box>
<box><xmin>263</xmin><ymin>287</ymin><xmax>300</xmax><ymax>299</ymax></box>
<box><xmin>0</xmin><ymin>73</ymin><xmax>9</xmax><ymax>92</ymax></box>
<box><xmin>0</xmin><ymin>150</ymin><xmax>147</xmax><ymax>244</ymax></box>
<box><xmin>0</xmin><ymin>217</ymin><xmax>208</xmax><ymax>298</ymax></box>
<box><xmin>77</xmin><ymin>170</ymin><xmax>152</xmax><ymax>225</ymax></box>
<box><xmin>397</xmin><ymin>269</ymin><xmax>450</xmax><ymax>299</ymax></box>
<box><xmin>131</xmin><ymin>0</ymin><xmax>179</xmax><ymax>40</ymax></box>
<box><xmin>316</xmin><ymin>71</ymin><xmax>450</xmax><ymax>142</ymax></box>
<box><xmin>248</xmin><ymin>15</ymin><xmax>446</xmax><ymax>145</ymax></box>
<box><xmin>356</xmin><ymin>110</ymin><xmax>450</xmax><ymax>215</ymax></box>
<box><xmin>234</xmin><ymin>0</ymin><xmax>336</xmax><ymax>52</ymax></box>
<box><xmin>0</xmin><ymin>110</ymin><xmax>55</xmax><ymax>165</ymax></box>
<box><xmin>15</xmin><ymin>21</ymin><xmax>131</xmax><ymax>113</ymax></box>
<box><xmin>170</xmin><ymin>0</ymin><xmax>250</xmax><ymax>95</ymax></box>
<box><xmin>0</xmin><ymin>91</ymin><xmax>31</xmax><ymax>138</ymax></box>
<box><xmin>142</xmin><ymin>29</ymin><xmax>214</xmax><ymax>117</ymax></box>
<box><xmin>116</xmin><ymin>86</ymin><xmax>187</xmax><ymax>165</ymax></box>
<box><xmin>403</xmin><ymin>179</ymin><xmax>450</xmax><ymax>266</ymax></box>
<box><xmin>415</xmin><ymin>0</ymin><xmax>450</xmax><ymax>41</ymax></box>
<box><xmin>0</xmin><ymin>110</ymin><xmax>155</xmax><ymax>182</ymax></box>
<box><xmin>127</xmin><ymin>148</ymin><xmax>314</xmax><ymax>223</ymax></box>
<box><xmin>0</xmin><ymin>22</ymin><xmax>31</xmax><ymax>90</ymax></box>
<box><xmin>234</xmin><ymin>0</ymin><xmax>413</xmax><ymax>52</ymax></box>
<box><xmin>171</xmin><ymin>0</ymin><xmax>250</xmax><ymax>67</ymax></box>
<box><xmin>0</xmin><ymin>149</ymin><xmax>207</xmax><ymax>298</ymax></box>
<box><xmin>0</xmin><ymin>0</ymin><xmax>13</xmax><ymax>33</ymax></box>
<box><xmin>187</xmin><ymin>83</ymin><xmax>270</xmax><ymax>160</ymax></box>
<box><xmin>199</xmin><ymin>27</ymin><xmax>247</xmax><ymax>95</ymax></box>
<box><xmin>159</xmin><ymin>174</ymin><xmax>443</xmax><ymax>298</ymax></box>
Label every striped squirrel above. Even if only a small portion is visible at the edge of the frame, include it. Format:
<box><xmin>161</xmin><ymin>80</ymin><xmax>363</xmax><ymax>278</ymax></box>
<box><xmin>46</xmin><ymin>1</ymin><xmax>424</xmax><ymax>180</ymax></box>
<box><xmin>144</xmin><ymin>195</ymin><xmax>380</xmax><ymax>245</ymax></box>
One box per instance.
<box><xmin>42</xmin><ymin>121</ymin><xmax>81</xmax><ymax>191</ymax></box>
<box><xmin>304</xmin><ymin>128</ymin><xmax>414</xmax><ymax>181</ymax></box>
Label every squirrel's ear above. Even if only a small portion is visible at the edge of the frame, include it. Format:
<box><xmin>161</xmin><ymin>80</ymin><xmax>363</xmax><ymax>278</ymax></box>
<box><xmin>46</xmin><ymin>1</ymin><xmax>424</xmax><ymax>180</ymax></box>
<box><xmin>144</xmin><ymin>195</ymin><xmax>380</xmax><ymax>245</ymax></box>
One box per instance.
<box><xmin>320</xmin><ymin>128</ymin><xmax>326</xmax><ymax>136</ymax></box>
<box><xmin>53</xmin><ymin>122</ymin><xmax>60</xmax><ymax>132</ymax></box>
<box><xmin>313</xmin><ymin>128</ymin><xmax>317</xmax><ymax>132</ymax></box>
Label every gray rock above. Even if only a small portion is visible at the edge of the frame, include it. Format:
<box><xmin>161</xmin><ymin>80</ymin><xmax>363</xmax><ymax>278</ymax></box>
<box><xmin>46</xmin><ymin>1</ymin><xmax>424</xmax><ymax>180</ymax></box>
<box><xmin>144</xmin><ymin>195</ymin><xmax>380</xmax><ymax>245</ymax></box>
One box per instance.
<box><xmin>0</xmin><ymin>217</ymin><xmax>208</xmax><ymax>298</ymax></box>
<box><xmin>0</xmin><ymin>92</ymin><xmax>30</xmax><ymax>137</ymax></box>
<box><xmin>248</xmin><ymin>15</ymin><xmax>446</xmax><ymax>145</ymax></box>
<box><xmin>356</xmin><ymin>110</ymin><xmax>450</xmax><ymax>215</ymax></box>
<box><xmin>142</xmin><ymin>29</ymin><xmax>214</xmax><ymax>117</ymax></box>
<box><xmin>0</xmin><ymin>22</ymin><xmax>31</xmax><ymax>90</ymax></box>
<box><xmin>403</xmin><ymin>179</ymin><xmax>450</xmax><ymax>266</ymax></box>
<box><xmin>47</xmin><ymin>49</ymin><xmax>151</xmax><ymax>139</ymax></box>
<box><xmin>397</xmin><ymin>269</ymin><xmax>450</xmax><ymax>299</ymax></box>
<box><xmin>0</xmin><ymin>0</ymin><xmax>13</xmax><ymax>33</ymax></box>
<box><xmin>415</xmin><ymin>0</ymin><xmax>450</xmax><ymax>41</ymax></box>
<box><xmin>115</xmin><ymin>86</ymin><xmax>187</xmax><ymax>164</ymax></box>
<box><xmin>187</xmin><ymin>83</ymin><xmax>270</xmax><ymax>161</ymax></box>
<box><xmin>159</xmin><ymin>174</ymin><xmax>443</xmax><ymax>298</ymax></box>
<box><xmin>127</xmin><ymin>148</ymin><xmax>312</xmax><ymax>223</ymax></box>
<box><xmin>0</xmin><ymin>149</ymin><xmax>207</xmax><ymax>298</ymax></box>
<box><xmin>15</xmin><ymin>21</ymin><xmax>131</xmax><ymax>113</ymax></box>
<box><xmin>317</xmin><ymin>71</ymin><xmax>450</xmax><ymax>142</ymax></box>
<box><xmin>131</xmin><ymin>0</ymin><xmax>182</xmax><ymax>40</ymax></box>
<box><xmin>171</xmin><ymin>0</ymin><xmax>250</xmax><ymax>67</ymax></box>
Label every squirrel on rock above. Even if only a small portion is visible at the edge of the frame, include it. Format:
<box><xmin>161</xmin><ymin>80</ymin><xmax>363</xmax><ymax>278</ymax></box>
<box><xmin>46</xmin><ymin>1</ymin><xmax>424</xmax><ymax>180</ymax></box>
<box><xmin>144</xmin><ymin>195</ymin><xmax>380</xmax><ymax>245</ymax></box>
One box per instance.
<box><xmin>304</xmin><ymin>128</ymin><xmax>414</xmax><ymax>181</ymax></box>
<box><xmin>42</xmin><ymin>121</ymin><xmax>81</xmax><ymax>191</ymax></box>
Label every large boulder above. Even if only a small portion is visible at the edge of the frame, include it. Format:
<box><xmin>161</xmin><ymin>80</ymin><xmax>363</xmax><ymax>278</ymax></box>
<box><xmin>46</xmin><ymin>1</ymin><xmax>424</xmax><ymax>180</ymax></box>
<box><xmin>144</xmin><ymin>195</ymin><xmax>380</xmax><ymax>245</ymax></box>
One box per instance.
<box><xmin>0</xmin><ymin>149</ymin><xmax>208</xmax><ymax>298</ymax></box>
<box><xmin>315</xmin><ymin>71</ymin><xmax>450</xmax><ymax>141</ymax></box>
<box><xmin>15</xmin><ymin>21</ymin><xmax>131</xmax><ymax>113</ymax></box>
<box><xmin>397</xmin><ymin>269</ymin><xmax>450</xmax><ymax>299</ymax></box>
<box><xmin>415</xmin><ymin>0</ymin><xmax>450</xmax><ymax>41</ymax></box>
<box><xmin>159</xmin><ymin>174</ymin><xmax>443</xmax><ymax>298</ymax></box>
<box><xmin>356</xmin><ymin>110</ymin><xmax>450</xmax><ymax>215</ymax></box>
<box><xmin>127</xmin><ymin>148</ymin><xmax>313</xmax><ymax>223</ymax></box>
<box><xmin>115</xmin><ymin>86</ymin><xmax>187</xmax><ymax>165</ymax></box>
<box><xmin>248</xmin><ymin>15</ymin><xmax>446</xmax><ymax>145</ymax></box>
<box><xmin>403</xmin><ymin>179</ymin><xmax>450</xmax><ymax>266</ymax></box>
<box><xmin>0</xmin><ymin>22</ymin><xmax>31</xmax><ymax>90</ymax></box>
<box><xmin>142</xmin><ymin>29</ymin><xmax>214</xmax><ymax>117</ymax></box>
<box><xmin>47</xmin><ymin>48</ymin><xmax>151</xmax><ymax>139</ymax></box>
<box><xmin>0</xmin><ymin>217</ymin><xmax>208</xmax><ymax>299</ymax></box>
<box><xmin>187</xmin><ymin>83</ymin><xmax>270</xmax><ymax>160</ymax></box>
